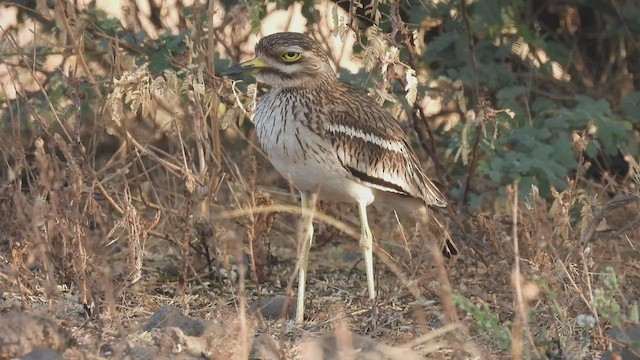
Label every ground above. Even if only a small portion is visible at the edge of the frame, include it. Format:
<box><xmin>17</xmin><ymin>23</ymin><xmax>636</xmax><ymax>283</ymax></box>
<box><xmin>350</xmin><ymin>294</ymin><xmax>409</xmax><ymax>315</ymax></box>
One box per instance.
<box><xmin>1</xmin><ymin>174</ymin><xmax>639</xmax><ymax>359</ymax></box>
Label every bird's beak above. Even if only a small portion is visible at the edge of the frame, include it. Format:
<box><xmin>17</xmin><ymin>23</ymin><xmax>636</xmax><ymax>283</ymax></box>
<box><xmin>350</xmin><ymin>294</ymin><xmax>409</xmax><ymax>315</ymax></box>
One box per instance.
<box><xmin>220</xmin><ymin>57</ymin><xmax>270</xmax><ymax>76</ymax></box>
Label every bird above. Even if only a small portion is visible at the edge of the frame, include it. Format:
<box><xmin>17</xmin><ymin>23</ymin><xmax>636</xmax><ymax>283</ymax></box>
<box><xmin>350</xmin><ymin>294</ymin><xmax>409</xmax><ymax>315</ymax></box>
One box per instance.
<box><xmin>221</xmin><ymin>32</ymin><xmax>457</xmax><ymax>325</ymax></box>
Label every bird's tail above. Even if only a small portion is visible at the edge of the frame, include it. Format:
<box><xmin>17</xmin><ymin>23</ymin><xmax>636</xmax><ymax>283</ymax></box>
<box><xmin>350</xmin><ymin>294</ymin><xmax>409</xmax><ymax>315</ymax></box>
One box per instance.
<box><xmin>442</xmin><ymin>239</ymin><xmax>459</xmax><ymax>259</ymax></box>
<box><xmin>442</xmin><ymin>237</ymin><xmax>459</xmax><ymax>259</ymax></box>
<box><xmin>434</xmin><ymin>214</ymin><xmax>459</xmax><ymax>258</ymax></box>
<box><xmin>422</xmin><ymin>209</ymin><xmax>459</xmax><ymax>259</ymax></box>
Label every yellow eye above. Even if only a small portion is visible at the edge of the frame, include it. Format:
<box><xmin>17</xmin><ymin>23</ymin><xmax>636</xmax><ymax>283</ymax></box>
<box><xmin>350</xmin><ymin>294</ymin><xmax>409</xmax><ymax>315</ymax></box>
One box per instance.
<box><xmin>281</xmin><ymin>51</ymin><xmax>302</xmax><ymax>62</ymax></box>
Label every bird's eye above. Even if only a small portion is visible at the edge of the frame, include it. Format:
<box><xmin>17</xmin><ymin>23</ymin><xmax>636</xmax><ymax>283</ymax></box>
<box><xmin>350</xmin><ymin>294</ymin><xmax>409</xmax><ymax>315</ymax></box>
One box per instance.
<box><xmin>281</xmin><ymin>51</ymin><xmax>302</xmax><ymax>62</ymax></box>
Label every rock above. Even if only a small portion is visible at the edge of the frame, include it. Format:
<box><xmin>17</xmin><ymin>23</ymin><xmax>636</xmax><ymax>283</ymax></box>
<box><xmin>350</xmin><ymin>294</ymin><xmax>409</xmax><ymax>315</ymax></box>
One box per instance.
<box><xmin>300</xmin><ymin>331</ymin><xmax>421</xmax><ymax>360</ymax></box>
<box><xmin>127</xmin><ymin>346</ymin><xmax>161</xmax><ymax>359</ymax></box>
<box><xmin>132</xmin><ymin>327</ymin><xmax>209</xmax><ymax>359</ymax></box>
<box><xmin>250</xmin><ymin>333</ymin><xmax>281</xmax><ymax>360</ymax></box>
<box><xmin>140</xmin><ymin>306</ymin><xmax>231</xmax><ymax>358</ymax></box>
<box><xmin>249</xmin><ymin>296</ymin><xmax>296</xmax><ymax>320</ymax></box>
<box><xmin>600</xmin><ymin>326</ymin><xmax>640</xmax><ymax>360</ymax></box>
<box><xmin>21</xmin><ymin>348</ymin><xmax>64</xmax><ymax>360</ymax></box>
<box><xmin>143</xmin><ymin>306</ymin><xmax>209</xmax><ymax>337</ymax></box>
<box><xmin>0</xmin><ymin>311</ymin><xmax>73</xmax><ymax>359</ymax></box>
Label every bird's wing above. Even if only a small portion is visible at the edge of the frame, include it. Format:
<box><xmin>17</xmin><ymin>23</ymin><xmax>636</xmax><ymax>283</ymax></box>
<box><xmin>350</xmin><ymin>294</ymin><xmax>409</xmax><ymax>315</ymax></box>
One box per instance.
<box><xmin>323</xmin><ymin>100</ymin><xmax>447</xmax><ymax>207</ymax></box>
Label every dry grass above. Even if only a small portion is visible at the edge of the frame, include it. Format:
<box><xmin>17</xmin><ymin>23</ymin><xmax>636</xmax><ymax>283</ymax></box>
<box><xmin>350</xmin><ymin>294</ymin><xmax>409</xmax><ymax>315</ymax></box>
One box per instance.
<box><xmin>1</xmin><ymin>1</ymin><xmax>639</xmax><ymax>359</ymax></box>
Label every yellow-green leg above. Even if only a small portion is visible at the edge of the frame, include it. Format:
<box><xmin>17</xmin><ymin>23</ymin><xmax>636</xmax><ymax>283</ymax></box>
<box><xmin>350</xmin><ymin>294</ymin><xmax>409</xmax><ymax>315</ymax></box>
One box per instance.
<box><xmin>296</xmin><ymin>191</ymin><xmax>315</xmax><ymax>325</ymax></box>
<box><xmin>357</xmin><ymin>201</ymin><xmax>376</xmax><ymax>299</ymax></box>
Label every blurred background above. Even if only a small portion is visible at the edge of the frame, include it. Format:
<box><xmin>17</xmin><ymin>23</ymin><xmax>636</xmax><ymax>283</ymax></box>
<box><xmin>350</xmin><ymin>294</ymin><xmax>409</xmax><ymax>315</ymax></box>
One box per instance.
<box><xmin>1</xmin><ymin>0</ymin><xmax>639</xmax><ymax>358</ymax></box>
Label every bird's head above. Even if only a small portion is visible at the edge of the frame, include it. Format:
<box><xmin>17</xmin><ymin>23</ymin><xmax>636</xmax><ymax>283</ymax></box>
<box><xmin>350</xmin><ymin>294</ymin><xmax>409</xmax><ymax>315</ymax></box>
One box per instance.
<box><xmin>221</xmin><ymin>32</ymin><xmax>335</xmax><ymax>88</ymax></box>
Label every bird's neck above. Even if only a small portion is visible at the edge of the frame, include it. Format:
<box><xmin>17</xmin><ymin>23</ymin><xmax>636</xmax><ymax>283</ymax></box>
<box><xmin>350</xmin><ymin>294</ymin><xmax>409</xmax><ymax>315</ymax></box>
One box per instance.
<box><xmin>270</xmin><ymin>73</ymin><xmax>340</xmax><ymax>92</ymax></box>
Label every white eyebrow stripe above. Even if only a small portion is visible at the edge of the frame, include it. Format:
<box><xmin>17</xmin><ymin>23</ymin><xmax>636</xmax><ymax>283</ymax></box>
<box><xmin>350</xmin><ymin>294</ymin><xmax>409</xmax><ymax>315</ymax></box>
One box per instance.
<box><xmin>327</xmin><ymin>123</ymin><xmax>406</xmax><ymax>153</ymax></box>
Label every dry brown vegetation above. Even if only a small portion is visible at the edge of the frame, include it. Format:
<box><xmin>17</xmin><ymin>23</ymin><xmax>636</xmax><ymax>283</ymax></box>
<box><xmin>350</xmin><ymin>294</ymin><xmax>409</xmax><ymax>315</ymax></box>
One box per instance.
<box><xmin>1</xmin><ymin>1</ymin><xmax>639</xmax><ymax>359</ymax></box>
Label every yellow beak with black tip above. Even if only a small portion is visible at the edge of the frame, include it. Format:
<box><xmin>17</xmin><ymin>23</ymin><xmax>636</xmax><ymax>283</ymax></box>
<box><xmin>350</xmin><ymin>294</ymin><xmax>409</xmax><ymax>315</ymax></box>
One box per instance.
<box><xmin>220</xmin><ymin>57</ymin><xmax>270</xmax><ymax>76</ymax></box>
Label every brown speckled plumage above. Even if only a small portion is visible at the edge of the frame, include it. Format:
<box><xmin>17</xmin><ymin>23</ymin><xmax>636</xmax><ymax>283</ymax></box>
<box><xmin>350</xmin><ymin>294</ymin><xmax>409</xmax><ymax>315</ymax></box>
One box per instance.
<box><xmin>223</xmin><ymin>32</ymin><xmax>455</xmax><ymax>325</ymax></box>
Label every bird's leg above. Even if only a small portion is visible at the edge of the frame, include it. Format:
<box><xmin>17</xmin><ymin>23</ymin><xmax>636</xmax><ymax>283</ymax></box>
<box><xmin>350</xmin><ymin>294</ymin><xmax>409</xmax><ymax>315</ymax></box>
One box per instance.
<box><xmin>296</xmin><ymin>191</ymin><xmax>315</xmax><ymax>325</ymax></box>
<box><xmin>357</xmin><ymin>201</ymin><xmax>376</xmax><ymax>300</ymax></box>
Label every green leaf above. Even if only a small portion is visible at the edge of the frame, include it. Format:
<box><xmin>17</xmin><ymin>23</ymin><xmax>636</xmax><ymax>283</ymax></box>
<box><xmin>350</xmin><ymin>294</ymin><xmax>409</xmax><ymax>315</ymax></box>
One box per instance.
<box><xmin>496</xmin><ymin>85</ymin><xmax>527</xmax><ymax>101</ymax></box>
<box><xmin>621</xmin><ymin>92</ymin><xmax>640</xmax><ymax>121</ymax></box>
<box><xmin>427</xmin><ymin>32</ymin><xmax>459</xmax><ymax>55</ymax></box>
